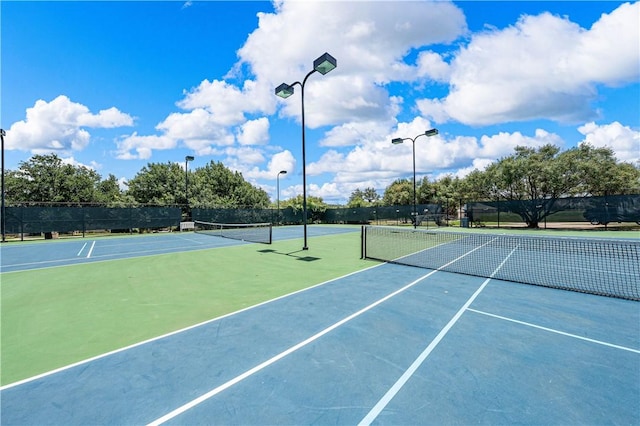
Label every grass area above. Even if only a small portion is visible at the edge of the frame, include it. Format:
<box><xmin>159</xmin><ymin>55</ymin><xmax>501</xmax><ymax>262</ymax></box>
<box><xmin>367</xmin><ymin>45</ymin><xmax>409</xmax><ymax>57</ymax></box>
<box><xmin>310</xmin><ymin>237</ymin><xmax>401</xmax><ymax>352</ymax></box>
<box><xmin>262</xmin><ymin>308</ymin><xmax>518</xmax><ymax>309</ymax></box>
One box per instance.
<box><xmin>0</xmin><ymin>232</ymin><xmax>373</xmax><ymax>386</ymax></box>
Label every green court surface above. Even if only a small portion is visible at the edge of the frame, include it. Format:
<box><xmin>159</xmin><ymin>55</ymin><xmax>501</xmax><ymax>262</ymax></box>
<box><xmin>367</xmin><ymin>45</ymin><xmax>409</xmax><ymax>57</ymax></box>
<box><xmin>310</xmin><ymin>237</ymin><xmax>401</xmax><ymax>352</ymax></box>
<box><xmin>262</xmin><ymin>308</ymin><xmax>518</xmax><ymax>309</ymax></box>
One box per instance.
<box><xmin>0</xmin><ymin>232</ymin><xmax>372</xmax><ymax>386</ymax></box>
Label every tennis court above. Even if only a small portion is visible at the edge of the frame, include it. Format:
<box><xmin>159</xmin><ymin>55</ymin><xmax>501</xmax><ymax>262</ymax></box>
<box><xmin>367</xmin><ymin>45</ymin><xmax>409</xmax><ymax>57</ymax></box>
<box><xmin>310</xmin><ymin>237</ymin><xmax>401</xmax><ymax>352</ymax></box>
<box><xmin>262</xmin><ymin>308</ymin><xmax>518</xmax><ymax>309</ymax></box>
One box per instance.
<box><xmin>1</xmin><ymin>225</ymin><xmax>638</xmax><ymax>425</ymax></box>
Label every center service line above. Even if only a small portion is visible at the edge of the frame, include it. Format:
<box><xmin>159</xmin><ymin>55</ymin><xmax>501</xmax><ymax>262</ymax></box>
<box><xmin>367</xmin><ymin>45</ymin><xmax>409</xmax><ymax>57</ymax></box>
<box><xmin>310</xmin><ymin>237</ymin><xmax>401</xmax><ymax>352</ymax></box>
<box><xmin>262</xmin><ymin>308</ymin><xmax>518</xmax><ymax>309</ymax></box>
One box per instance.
<box><xmin>148</xmin><ymin>242</ymin><xmax>496</xmax><ymax>426</ymax></box>
<box><xmin>358</xmin><ymin>246</ymin><xmax>518</xmax><ymax>426</ymax></box>
<box><xmin>86</xmin><ymin>241</ymin><xmax>96</xmax><ymax>258</ymax></box>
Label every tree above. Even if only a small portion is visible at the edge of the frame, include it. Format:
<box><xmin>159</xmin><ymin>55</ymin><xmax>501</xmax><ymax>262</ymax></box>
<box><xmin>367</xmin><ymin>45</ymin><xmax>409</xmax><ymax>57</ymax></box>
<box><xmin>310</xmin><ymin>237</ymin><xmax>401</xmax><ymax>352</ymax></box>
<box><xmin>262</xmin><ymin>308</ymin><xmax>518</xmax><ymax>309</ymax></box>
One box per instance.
<box><xmin>473</xmin><ymin>145</ymin><xmax>579</xmax><ymax>227</ymax></box>
<box><xmin>347</xmin><ymin>189</ymin><xmax>366</xmax><ymax>208</ymax></box>
<box><xmin>126</xmin><ymin>161</ymin><xmax>269</xmax><ymax>208</ymax></box>
<box><xmin>4</xmin><ymin>170</ymin><xmax>30</xmax><ymax>202</ymax></box>
<box><xmin>362</xmin><ymin>187</ymin><xmax>381</xmax><ymax>204</ymax></box>
<box><xmin>570</xmin><ymin>143</ymin><xmax>640</xmax><ymax>196</ymax></box>
<box><xmin>382</xmin><ymin>179</ymin><xmax>413</xmax><ymax>206</ymax></box>
<box><xmin>5</xmin><ymin>154</ymin><xmax>106</xmax><ymax>204</ymax></box>
<box><xmin>96</xmin><ymin>174</ymin><xmax>127</xmax><ymax>205</ymax></box>
<box><xmin>459</xmin><ymin>169</ymin><xmax>491</xmax><ymax>202</ymax></box>
<box><xmin>281</xmin><ymin>195</ymin><xmax>328</xmax><ymax>223</ymax></box>
<box><xmin>416</xmin><ymin>177</ymin><xmax>435</xmax><ymax>204</ymax></box>
<box><xmin>347</xmin><ymin>187</ymin><xmax>380</xmax><ymax>208</ymax></box>
<box><xmin>432</xmin><ymin>175</ymin><xmax>463</xmax><ymax>218</ymax></box>
<box><xmin>189</xmin><ymin>161</ymin><xmax>270</xmax><ymax>208</ymax></box>
<box><xmin>125</xmin><ymin>162</ymin><xmax>184</xmax><ymax>205</ymax></box>
<box><xmin>458</xmin><ymin>143</ymin><xmax>640</xmax><ymax>228</ymax></box>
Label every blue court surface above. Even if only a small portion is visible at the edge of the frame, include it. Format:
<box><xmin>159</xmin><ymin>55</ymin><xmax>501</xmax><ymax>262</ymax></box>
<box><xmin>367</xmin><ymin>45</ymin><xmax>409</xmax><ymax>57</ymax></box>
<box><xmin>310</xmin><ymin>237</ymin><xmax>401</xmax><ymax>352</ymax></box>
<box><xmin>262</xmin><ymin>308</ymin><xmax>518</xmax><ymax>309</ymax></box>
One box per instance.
<box><xmin>1</xmin><ymin>227</ymin><xmax>639</xmax><ymax>425</ymax></box>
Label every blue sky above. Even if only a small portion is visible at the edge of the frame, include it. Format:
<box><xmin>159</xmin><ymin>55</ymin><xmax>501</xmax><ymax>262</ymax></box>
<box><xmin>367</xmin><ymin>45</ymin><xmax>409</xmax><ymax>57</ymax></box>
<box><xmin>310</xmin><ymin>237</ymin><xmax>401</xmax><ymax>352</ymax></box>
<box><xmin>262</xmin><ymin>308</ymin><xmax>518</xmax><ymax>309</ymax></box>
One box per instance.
<box><xmin>2</xmin><ymin>1</ymin><xmax>639</xmax><ymax>204</ymax></box>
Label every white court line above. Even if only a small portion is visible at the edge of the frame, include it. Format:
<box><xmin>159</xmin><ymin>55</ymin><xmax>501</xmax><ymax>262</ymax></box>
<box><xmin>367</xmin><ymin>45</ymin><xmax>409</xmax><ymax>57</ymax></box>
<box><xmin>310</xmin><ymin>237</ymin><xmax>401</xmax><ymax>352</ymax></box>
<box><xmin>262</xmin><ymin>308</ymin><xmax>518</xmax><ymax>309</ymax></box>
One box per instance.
<box><xmin>467</xmin><ymin>308</ymin><xmax>640</xmax><ymax>354</ymax></box>
<box><xmin>86</xmin><ymin>241</ymin><xmax>96</xmax><ymax>258</ymax></box>
<box><xmin>147</xmin><ymin>239</ymin><xmax>499</xmax><ymax>426</ymax></box>
<box><xmin>173</xmin><ymin>235</ymin><xmax>206</xmax><ymax>244</ymax></box>
<box><xmin>76</xmin><ymin>243</ymin><xmax>87</xmax><ymax>257</ymax></box>
<box><xmin>358</xmin><ymin>246</ymin><xmax>518</xmax><ymax>426</ymax></box>
<box><xmin>1</xmin><ymin>242</ymin><xmax>231</xmax><ymax>273</ymax></box>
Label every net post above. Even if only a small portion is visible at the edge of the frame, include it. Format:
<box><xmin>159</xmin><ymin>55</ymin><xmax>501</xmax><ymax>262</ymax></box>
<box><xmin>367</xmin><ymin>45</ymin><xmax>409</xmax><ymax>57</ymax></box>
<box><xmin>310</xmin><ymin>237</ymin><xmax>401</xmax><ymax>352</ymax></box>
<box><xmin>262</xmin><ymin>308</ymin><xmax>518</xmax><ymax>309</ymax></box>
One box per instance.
<box><xmin>360</xmin><ymin>225</ymin><xmax>366</xmax><ymax>259</ymax></box>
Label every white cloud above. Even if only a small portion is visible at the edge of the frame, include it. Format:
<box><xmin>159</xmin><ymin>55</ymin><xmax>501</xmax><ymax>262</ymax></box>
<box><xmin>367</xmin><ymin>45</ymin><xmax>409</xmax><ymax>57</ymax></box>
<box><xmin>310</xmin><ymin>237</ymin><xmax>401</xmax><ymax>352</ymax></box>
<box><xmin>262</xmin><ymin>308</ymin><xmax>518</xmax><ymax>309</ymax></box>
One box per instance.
<box><xmin>115</xmin><ymin>78</ymin><xmax>273</xmax><ymax>159</ymax></box>
<box><xmin>60</xmin><ymin>156</ymin><xmax>100</xmax><ymax>171</ymax></box>
<box><xmin>6</xmin><ymin>95</ymin><xmax>133</xmax><ymax>153</ymax></box>
<box><xmin>308</xmin><ymin>182</ymin><xmax>343</xmax><ymax>202</ymax></box>
<box><xmin>237</xmin><ymin>0</ymin><xmax>466</xmax><ymax>128</ymax></box>
<box><xmin>419</xmin><ymin>2</ymin><xmax>640</xmax><ymax>125</ymax></box>
<box><xmin>416</xmin><ymin>51</ymin><xmax>451</xmax><ymax>82</ymax></box>
<box><xmin>223</xmin><ymin>146</ymin><xmax>266</xmax><ymax>169</ymax></box>
<box><xmin>178</xmin><ymin>79</ymin><xmax>269</xmax><ymax>126</ymax></box>
<box><xmin>478</xmin><ymin>128</ymin><xmax>563</xmax><ymax>158</ymax></box>
<box><xmin>320</xmin><ymin>119</ymin><xmax>395</xmax><ymax>148</ymax></box>
<box><xmin>78</xmin><ymin>107</ymin><xmax>134</xmax><ymax>128</ymax></box>
<box><xmin>448</xmin><ymin>158</ymin><xmax>495</xmax><ymax>179</ymax></box>
<box><xmin>237</xmin><ymin>117</ymin><xmax>270</xmax><ymax>146</ymax></box>
<box><xmin>115</xmin><ymin>133</ymin><xmax>175</xmax><ymax>160</ymax></box>
<box><xmin>115</xmin><ymin>0</ymin><xmax>467</xmax><ymax>182</ymax></box>
<box><xmin>306</xmin><ymin>114</ymin><xmax>565</xmax><ymax>203</ymax></box>
<box><xmin>578</xmin><ymin>121</ymin><xmax>640</xmax><ymax>164</ymax></box>
<box><xmin>245</xmin><ymin>149</ymin><xmax>296</xmax><ymax>180</ymax></box>
<box><xmin>118</xmin><ymin>176</ymin><xmax>128</xmax><ymax>191</ymax></box>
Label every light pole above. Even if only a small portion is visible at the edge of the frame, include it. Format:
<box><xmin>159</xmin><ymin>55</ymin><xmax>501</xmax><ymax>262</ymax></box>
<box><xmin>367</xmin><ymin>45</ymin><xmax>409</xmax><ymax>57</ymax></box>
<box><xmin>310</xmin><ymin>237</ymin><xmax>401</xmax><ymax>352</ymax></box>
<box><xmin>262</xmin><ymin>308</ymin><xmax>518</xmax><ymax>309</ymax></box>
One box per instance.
<box><xmin>275</xmin><ymin>52</ymin><xmax>337</xmax><ymax>250</ymax></box>
<box><xmin>185</xmin><ymin>155</ymin><xmax>194</xmax><ymax>221</ymax></box>
<box><xmin>276</xmin><ymin>170</ymin><xmax>287</xmax><ymax>225</ymax></box>
<box><xmin>1</xmin><ymin>129</ymin><xmax>5</xmax><ymax>242</ymax></box>
<box><xmin>392</xmin><ymin>128</ymin><xmax>438</xmax><ymax>229</ymax></box>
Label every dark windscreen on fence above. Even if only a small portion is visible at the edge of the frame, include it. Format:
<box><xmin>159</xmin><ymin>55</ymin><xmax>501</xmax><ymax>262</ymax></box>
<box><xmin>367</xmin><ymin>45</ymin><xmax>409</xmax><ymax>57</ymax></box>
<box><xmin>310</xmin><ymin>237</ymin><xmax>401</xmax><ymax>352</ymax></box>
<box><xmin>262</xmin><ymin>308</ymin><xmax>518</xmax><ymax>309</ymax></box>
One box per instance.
<box><xmin>466</xmin><ymin>194</ymin><xmax>640</xmax><ymax>227</ymax></box>
<box><xmin>3</xmin><ymin>205</ymin><xmax>182</xmax><ymax>234</ymax></box>
<box><xmin>3</xmin><ymin>194</ymin><xmax>637</xmax><ymax>237</ymax></box>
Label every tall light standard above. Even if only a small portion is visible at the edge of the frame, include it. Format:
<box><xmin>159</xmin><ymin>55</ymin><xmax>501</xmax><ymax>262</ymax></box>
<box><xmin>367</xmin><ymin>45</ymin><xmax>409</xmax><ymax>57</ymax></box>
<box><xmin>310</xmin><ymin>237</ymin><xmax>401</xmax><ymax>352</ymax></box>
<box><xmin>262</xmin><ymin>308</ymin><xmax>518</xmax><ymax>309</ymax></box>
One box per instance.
<box><xmin>392</xmin><ymin>128</ymin><xmax>439</xmax><ymax>228</ymax></box>
<box><xmin>276</xmin><ymin>170</ymin><xmax>287</xmax><ymax>225</ymax></box>
<box><xmin>275</xmin><ymin>52</ymin><xmax>337</xmax><ymax>250</ymax></box>
<box><xmin>1</xmin><ymin>129</ymin><xmax>6</xmax><ymax>242</ymax></box>
<box><xmin>185</xmin><ymin>155</ymin><xmax>194</xmax><ymax>221</ymax></box>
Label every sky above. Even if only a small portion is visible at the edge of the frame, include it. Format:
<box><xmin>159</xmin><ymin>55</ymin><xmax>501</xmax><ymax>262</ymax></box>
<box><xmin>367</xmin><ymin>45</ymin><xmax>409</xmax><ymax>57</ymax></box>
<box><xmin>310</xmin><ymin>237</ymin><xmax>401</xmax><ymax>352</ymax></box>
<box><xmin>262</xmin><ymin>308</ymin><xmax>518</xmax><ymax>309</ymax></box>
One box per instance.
<box><xmin>2</xmin><ymin>0</ymin><xmax>639</xmax><ymax>205</ymax></box>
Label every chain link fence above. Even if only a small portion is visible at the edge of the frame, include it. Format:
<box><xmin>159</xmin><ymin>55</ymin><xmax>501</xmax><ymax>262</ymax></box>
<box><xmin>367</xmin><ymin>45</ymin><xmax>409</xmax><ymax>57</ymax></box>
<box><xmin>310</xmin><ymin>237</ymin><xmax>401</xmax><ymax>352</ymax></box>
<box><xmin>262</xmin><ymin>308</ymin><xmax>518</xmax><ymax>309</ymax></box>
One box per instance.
<box><xmin>2</xmin><ymin>195</ymin><xmax>638</xmax><ymax>240</ymax></box>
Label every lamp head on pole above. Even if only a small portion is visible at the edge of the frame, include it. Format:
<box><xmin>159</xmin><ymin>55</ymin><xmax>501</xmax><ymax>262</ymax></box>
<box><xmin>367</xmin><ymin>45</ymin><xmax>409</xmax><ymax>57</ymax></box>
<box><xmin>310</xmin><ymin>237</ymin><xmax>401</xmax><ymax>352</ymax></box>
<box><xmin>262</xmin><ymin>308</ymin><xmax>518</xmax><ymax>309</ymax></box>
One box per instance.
<box><xmin>279</xmin><ymin>170</ymin><xmax>287</xmax><ymax>176</ymax></box>
<box><xmin>425</xmin><ymin>128</ymin><xmax>439</xmax><ymax>137</ymax></box>
<box><xmin>275</xmin><ymin>83</ymin><xmax>295</xmax><ymax>98</ymax></box>
<box><xmin>391</xmin><ymin>138</ymin><xmax>404</xmax><ymax>145</ymax></box>
<box><xmin>313</xmin><ymin>52</ymin><xmax>337</xmax><ymax>75</ymax></box>
<box><xmin>185</xmin><ymin>155</ymin><xmax>194</xmax><ymax>162</ymax></box>
<box><xmin>0</xmin><ymin>129</ymin><xmax>5</xmax><ymax>137</ymax></box>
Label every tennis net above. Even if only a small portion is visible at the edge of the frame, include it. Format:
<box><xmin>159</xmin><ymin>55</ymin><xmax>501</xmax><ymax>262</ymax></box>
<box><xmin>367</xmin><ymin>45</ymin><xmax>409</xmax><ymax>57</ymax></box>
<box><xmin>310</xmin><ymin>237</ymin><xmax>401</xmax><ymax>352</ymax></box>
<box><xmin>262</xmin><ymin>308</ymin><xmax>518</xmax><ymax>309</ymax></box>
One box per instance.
<box><xmin>361</xmin><ymin>226</ymin><xmax>639</xmax><ymax>300</ymax></box>
<box><xmin>194</xmin><ymin>221</ymin><xmax>272</xmax><ymax>244</ymax></box>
